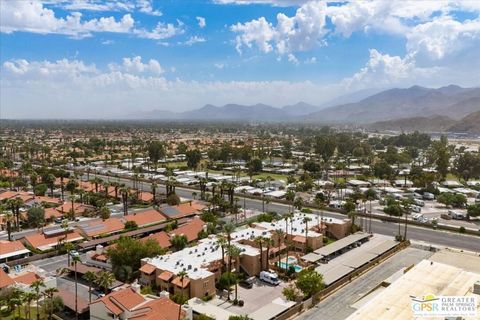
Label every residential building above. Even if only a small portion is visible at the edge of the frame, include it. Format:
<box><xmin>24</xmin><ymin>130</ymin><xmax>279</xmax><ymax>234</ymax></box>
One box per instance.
<box><xmin>89</xmin><ymin>286</ymin><xmax>185</xmax><ymax>320</ymax></box>
<box><xmin>0</xmin><ymin>240</ymin><xmax>31</xmax><ymax>263</ymax></box>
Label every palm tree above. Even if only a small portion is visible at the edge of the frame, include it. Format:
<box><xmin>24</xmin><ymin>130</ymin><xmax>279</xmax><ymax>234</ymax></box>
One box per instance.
<box><xmin>254</xmin><ymin>236</ymin><xmax>265</xmax><ymax>271</ymax></box>
<box><xmin>273</xmin><ymin>229</ymin><xmax>285</xmax><ymax>269</ymax></box>
<box><xmin>30</xmin><ymin>279</ymin><xmax>45</xmax><ymax>320</ymax></box>
<box><xmin>83</xmin><ymin>271</ymin><xmax>96</xmax><ymax>303</ymax></box>
<box><xmin>43</xmin><ymin>287</ymin><xmax>59</xmax><ymax>320</ymax></box>
<box><xmin>11</xmin><ymin>288</ymin><xmax>24</xmax><ymax>319</ymax></box>
<box><xmin>303</xmin><ymin>217</ymin><xmax>312</xmax><ymax>253</ymax></box>
<box><xmin>71</xmin><ymin>256</ymin><xmax>81</xmax><ymax>320</ymax></box>
<box><xmin>364</xmin><ymin>188</ymin><xmax>376</xmax><ymax>233</ymax></box>
<box><xmin>95</xmin><ymin>271</ymin><xmax>115</xmax><ymax>294</ymax></box>
<box><xmin>222</xmin><ymin>223</ymin><xmax>235</xmax><ymax>272</ymax></box>
<box><xmin>4</xmin><ymin>211</ymin><xmax>14</xmax><ymax>241</ymax></box>
<box><xmin>264</xmin><ymin>237</ymin><xmax>273</xmax><ymax>269</ymax></box>
<box><xmin>176</xmin><ymin>270</ymin><xmax>188</xmax><ymax>320</ymax></box>
<box><xmin>120</xmin><ymin>186</ymin><xmax>129</xmax><ymax>216</ymax></box>
<box><xmin>24</xmin><ymin>291</ymin><xmax>36</xmax><ymax>320</ymax></box>
<box><xmin>217</xmin><ymin>236</ymin><xmax>227</xmax><ymax>271</ymax></box>
<box><xmin>65</xmin><ymin>242</ymin><xmax>74</xmax><ymax>266</ymax></box>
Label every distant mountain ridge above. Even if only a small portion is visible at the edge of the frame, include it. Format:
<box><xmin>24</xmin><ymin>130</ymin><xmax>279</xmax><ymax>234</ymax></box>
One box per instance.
<box><xmin>305</xmin><ymin>85</ymin><xmax>480</xmax><ymax>123</ymax></box>
<box><xmin>127</xmin><ymin>85</ymin><xmax>480</xmax><ymax>124</ymax></box>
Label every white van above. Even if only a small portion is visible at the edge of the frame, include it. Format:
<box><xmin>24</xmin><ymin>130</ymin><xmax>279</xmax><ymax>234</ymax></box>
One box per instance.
<box><xmin>423</xmin><ymin>192</ymin><xmax>435</xmax><ymax>200</ymax></box>
<box><xmin>260</xmin><ymin>271</ymin><xmax>280</xmax><ymax>286</ymax></box>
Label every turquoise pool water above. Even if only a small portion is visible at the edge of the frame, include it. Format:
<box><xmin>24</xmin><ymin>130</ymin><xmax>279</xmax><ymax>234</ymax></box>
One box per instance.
<box><xmin>277</xmin><ymin>261</ymin><xmax>302</xmax><ymax>272</ymax></box>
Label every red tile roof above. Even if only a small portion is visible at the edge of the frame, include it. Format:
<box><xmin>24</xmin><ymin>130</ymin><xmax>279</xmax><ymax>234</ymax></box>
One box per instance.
<box><xmin>124</xmin><ymin>209</ymin><xmax>165</xmax><ymax>227</ymax></box>
<box><xmin>143</xmin><ymin>231</ymin><xmax>171</xmax><ymax>249</ymax></box>
<box><xmin>158</xmin><ymin>201</ymin><xmax>205</xmax><ymax>219</ymax></box>
<box><xmin>12</xmin><ymin>271</ymin><xmax>42</xmax><ymax>286</ymax></box>
<box><xmin>129</xmin><ymin>297</ymin><xmax>183</xmax><ymax>320</ymax></box>
<box><xmin>0</xmin><ymin>240</ymin><xmax>29</xmax><ymax>258</ymax></box>
<box><xmin>80</xmin><ymin>218</ymin><xmax>124</xmax><ymax>238</ymax></box>
<box><xmin>24</xmin><ymin>230</ymin><xmax>83</xmax><ymax>250</ymax></box>
<box><xmin>92</xmin><ymin>287</ymin><xmax>146</xmax><ymax>315</ymax></box>
<box><xmin>170</xmin><ymin>218</ymin><xmax>205</xmax><ymax>242</ymax></box>
<box><xmin>139</xmin><ymin>264</ymin><xmax>156</xmax><ymax>275</ymax></box>
<box><xmin>0</xmin><ymin>268</ymin><xmax>14</xmax><ymax>289</ymax></box>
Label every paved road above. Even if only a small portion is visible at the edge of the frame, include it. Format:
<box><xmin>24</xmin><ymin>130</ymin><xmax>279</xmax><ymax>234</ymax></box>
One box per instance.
<box><xmin>81</xmin><ymin>173</ymin><xmax>480</xmax><ymax>252</ymax></box>
<box><xmin>297</xmin><ymin>247</ymin><xmax>434</xmax><ymax>320</ymax></box>
<box><xmin>31</xmin><ymin>253</ymin><xmax>87</xmax><ymax>274</ymax></box>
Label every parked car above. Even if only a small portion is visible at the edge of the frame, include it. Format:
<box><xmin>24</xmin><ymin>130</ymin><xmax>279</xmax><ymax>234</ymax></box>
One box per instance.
<box><xmin>69</xmin><ymin>250</ymin><xmax>80</xmax><ymax>258</ymax></box>
<box><xmin>413</xmin><ymin>199</ymin><xmax>425</xmax><ymax>207</ymax></box>
<box><xmin>413</xmin><ymin>193</ymin><xmax>423</xmax><ymax>200</ymax></box>
<box><xmin>239</xmin><ymin>276</ymin><xmax>255</xmax><ymax>289</ymax></box>
<box><xmin>412</xmin><ymin>213</ymin><xmax>424</xmax><ymax>221</ymax></box>
<box><xmin>448</xmin><ymin>210</ymin><xmax>467</xmax><ymax>220</ymax></box>
<box><xmin>260</xmin><ymin>271</ymin><xmax>280</xmax><ymax>286</ymax></box>
<box><xmin>411</xmin><ymin>205</ymin><xmax>422</xmax><ymax>213</ymax></box>
<box><xmin>423</xmin><ymin>192</ymin><xmax>435</xmax><ymax>200</ymax></box>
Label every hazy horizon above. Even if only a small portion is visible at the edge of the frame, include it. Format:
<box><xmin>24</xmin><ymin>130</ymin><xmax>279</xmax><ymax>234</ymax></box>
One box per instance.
<box><xmin>1</xmin><ymin>0</ymin><xmax>480</xmax><ymax>119</ymax></box>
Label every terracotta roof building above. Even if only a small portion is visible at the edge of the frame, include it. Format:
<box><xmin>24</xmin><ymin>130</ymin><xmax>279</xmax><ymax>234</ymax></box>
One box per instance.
<box><xmin>0</xmin><ymin>240</ymin><xmax>31</xmax><ymax>263</ymax></box>
<box><xmin>158</xmin><ymin>201</ymin><xmax>205</xmax><ymax>220</ymax></box>
<box><xmin>124</xmin><ymin>209</ymin><xmax>165</xmax><ymax>228</ymax></box>
<box><xmin>78</xmin><ymin>218</ymin><xmax>125</xmax><ymax>238</ymax></box>
<box><xmin>89</xmin><ymin>286</ymin><xmax>183</xmax><ymax>320</ymax></box>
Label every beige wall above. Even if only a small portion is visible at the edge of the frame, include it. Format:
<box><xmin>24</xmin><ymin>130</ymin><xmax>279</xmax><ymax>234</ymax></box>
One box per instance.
<box><xmin>325</xmin><ymin>220</ymin><xmax>351</xmax><ymax>239</ymax></box>
<box><xmin>189</xmin><ymin>274</ymin><xmax>215</xmax><ymax>298</ymax></box>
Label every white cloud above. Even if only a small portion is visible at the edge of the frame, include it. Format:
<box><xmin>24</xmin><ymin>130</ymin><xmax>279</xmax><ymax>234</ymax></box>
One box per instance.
<box><xmin>214</xmin><ymin>0</ymin><xmax>308</xmax><ymax>6</ymax></box>
<box><xmin>231</xmin><ymin>1</ymin><xmax>327</xmax><ymax>56</ymax></box>
<box><xmin>214</xmin><ymin>63</ymin><xmax>225</xmax><ymax>69</ymax></box>
<box><xmin>0</xmin><ymin>57</ymin><xmax>336</xmax><ymax>118</ymax></box>
<box><xmin>101</xmin><ymin>39</ymin><xmax>114</xmax><ymax>45</ymax></box>
<box><xmin>56</xmin><ymin>0</ymin><xmax>135</xmax><ymax>12</ymax></box>
<box><xmin>196</xmin><ymin>16</ymin><xmax>206</xmax><ymax>28</ymax></box>
<box><xmin>136</xmin><ymin>0</ymin><xmax>162</xmax><ymax>16</ymax></box>
<box><xmin>134</xmin><ymin>21</ymin><xmax>184</xmax><ymax>40</ymax></box>
<box><xmin>182</xmin><ymin>36</ymin><xmax>206</xmax><ymax>46</ymax></box>
<box><xmin>0</xmin><ymin>1</ymin><xmax>180</xmax><ymax>40</ymax></box>
<box><xmin>304</xmin><ymin>57</ymin><xmax>316</xmax><ymax>64</ymax></box>
<box><xmin>108</xmin><ymin>56</ymin><xmax>163</xmax><ymax>74</ymax></box>
<box><xmin>406</xmin><ymin>16</ymin><xmax>480</xmax><ymax>64</ymax></box>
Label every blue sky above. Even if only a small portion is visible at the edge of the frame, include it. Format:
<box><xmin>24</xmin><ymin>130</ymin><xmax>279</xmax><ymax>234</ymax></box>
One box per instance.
<box><xmin>0</xmin><ymin>0</ymin><xmax>479</xmax><ymax>118</ymax></box>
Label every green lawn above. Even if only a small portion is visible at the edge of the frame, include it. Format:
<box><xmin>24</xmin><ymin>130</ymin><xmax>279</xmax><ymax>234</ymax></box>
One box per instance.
<box><xmin>1</xmin><ymin>307</ymin><xmax>42</xmax><ymax>320</ymax></box>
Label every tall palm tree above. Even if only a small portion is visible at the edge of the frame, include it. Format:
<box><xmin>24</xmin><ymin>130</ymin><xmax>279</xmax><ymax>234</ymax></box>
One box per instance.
<box><xmin>176</xmin><ymin>270</ymin><xmax>188</xmax><ymax>320</ymax></box>
<box><xmin>43</xmin><ymin>287</ymin><xmax>59</xmax><ymax>320</ymax></box>
<box><xmin>120</xmin><ymin>186</ymin><xmax>129</xmax><ymax>216</ymax></box>
<box><xmin>11</xmin><ymin>288</ymin><xmax>24</xmax><ymax>319</ymax></box>
<box><xmin>83</xmin><ymin>271</ymin><xmax>96</xmax><ymax>303</ymax></box>
<box><xmin>24</xmin><ymin>291</ymin><xmax>36</xmax><ymax>320</ymax></box>
<box><xmin>273</xmin><ymin>229</ymin><xmax>285</xmax><ymax>269</ymax></box>
<box><xmin>217</xmin><ymin>236</ymin><xmax>227</xmax><ymax>271</ymax></box>
<box><xmin>70</xmin><ymin>256</ymin><xmax>81</xmax><ymax>320</ymax></box>
<box><xmin>264</xmin><ymin>237</ymin><xmax>273</xmax><ymax>269</ymax></box>
<box><xmin>254</xmin><ymin>236</ymin><xmax>265</xmax><ymax>271</ymax></box>
<box><xmin>30</xmin><ymin>279</ymin><xmax>45</xmax><ymax>320</ymax></box>
<box><xmin>223</xmin><ymin>223</ymin><xmax>235</xmax><ymax>248</ymax></box>
<box><xmin>4</xmin><ymin>211</ymin><xmax>15</xmax><ymax>241</ymax></box>
<box><xmin>227</xmin><ymin>245</ymin><xmax>242</xmax><ymax>302</ymax></box>
<box><xmin>303</xmin><ymin>217</ymin><xmax>312</xmax><ymax>253</ymax></box>
<box><xmin>65</xmin><ymin>242</ymin><xmax>74</xmax><ymax>266</ymax></box>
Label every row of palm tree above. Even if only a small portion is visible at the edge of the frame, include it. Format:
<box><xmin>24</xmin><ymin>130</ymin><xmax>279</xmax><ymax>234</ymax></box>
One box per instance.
<box><xmin>0</xmin><ymin>279</ymin><xmax>61</xmax><ymax>320</ymax></box>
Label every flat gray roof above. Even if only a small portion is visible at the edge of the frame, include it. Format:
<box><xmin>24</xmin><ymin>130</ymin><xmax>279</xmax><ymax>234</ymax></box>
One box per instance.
<box><xmin>315</xmin><ymin>264</ymin><xmax>354</xmax><ymax>285</ymax></box>
<box><xmin>313</xmin><ymin>232</ymin><xmax>370</xmax><ymax>257</ymax></box>
<box><xmin>301</xmin><ymin>252</ymin><xmax>322</xmax><ymax>263</ymax></box>
<box><xmin>367</xmin><ymin>240</ymin><xmax>398</xmax><ymax>256</ymax></box>
<box><xmin>342</xmin><ymin>252</ymin><xmax>378</xmax><ymax>269</ymax></box>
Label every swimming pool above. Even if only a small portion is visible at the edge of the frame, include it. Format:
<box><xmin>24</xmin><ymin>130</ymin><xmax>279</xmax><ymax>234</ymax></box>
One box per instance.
<box><xmin>277</xmin><ymin>261</ymin><xmax>302</xmax><ymax>272</ymax></box>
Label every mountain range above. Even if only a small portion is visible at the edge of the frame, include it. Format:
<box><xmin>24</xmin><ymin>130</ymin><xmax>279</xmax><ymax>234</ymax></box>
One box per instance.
<box><xmin>128</xmin><ymin>85</ymin><xmax>480</xmax><ymax>133</ymax></box>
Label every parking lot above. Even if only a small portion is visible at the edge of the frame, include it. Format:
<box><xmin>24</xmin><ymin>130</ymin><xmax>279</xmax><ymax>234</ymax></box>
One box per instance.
<box><xmin>371</xmin><ymin>198</ymin><xmax>480</xmax><ymax>230</ymax></box>
<box><xmin>212</xmin><ymin>277</ymin><xmax>288</xmax><ymax>316</ymax></box>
